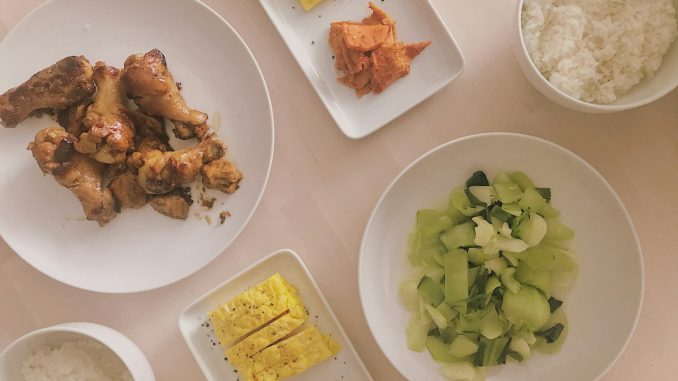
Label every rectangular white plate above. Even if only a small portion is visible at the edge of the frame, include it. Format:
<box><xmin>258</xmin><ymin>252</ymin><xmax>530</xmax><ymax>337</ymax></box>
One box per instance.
<box><xmin>179</xmin><ymin>249</ymin><xmax>373</xmax><ymax>381</ymax></box>
<box><xmin>259</xmin><ymin>0</ymin><xmax>465</xmax><ymax>139</ymax></box>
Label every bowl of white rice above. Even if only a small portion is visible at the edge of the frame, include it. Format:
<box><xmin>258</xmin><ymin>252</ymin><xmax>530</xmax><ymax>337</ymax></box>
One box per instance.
<box><xmin>515</xmin><ymin>0</ymin><xmax>678</xmax><ymax>112</ymax></box>
<box><xmin>0</xmin><ymin>322</ymin><xmax>155</xmax><ymax>381</ymax></box>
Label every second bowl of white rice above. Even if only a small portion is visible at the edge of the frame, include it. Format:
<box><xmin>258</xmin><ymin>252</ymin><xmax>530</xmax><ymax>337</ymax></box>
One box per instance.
<box><xmin>515</xmin><ymin>0</ymin><xmax>678</xmax><ymax>112</ymax></box>
<box><xmin>0</xmin><ymin>322</ymin><xmax>155</xmax><ymax>381</ymax></box>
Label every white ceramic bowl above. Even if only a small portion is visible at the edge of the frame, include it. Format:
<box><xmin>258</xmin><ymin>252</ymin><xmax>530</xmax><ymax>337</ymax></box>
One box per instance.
<box><xmin>514</xmin><ymin>0</ymin><xmax>678</xmax><ymax>113</ymax></box>
<box><xmin>359</xmin><ymin>133</ymin><xmax>644</xmax><ymax>381</ymax></box>
<box><xmin>0</xmin><ymin>322</ymin><xmax>155</xmax><ymax>380</ymax></box>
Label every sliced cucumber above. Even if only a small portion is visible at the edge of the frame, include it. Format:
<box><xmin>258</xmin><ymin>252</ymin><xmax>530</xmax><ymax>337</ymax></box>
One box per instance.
<box><xmin>483</xmin><ymin>276</ymin><xmax>501</xmax><ymax>306</ymax></box>
<box><xmin>501</xmin><ymin>285</ymin><xmax>550</xmax><ymax>330</ymax></box>
<box><xmin>502</xmin><ymin>202</ymin><xmax>523</xmax><ymax>216</ymax></box>
<box><xmin>544</xmin><ymin>218</ymin><xmax>575</xmax><ymax>241</ymax></box>
<box><xmin>472</xmin><ymin>217</ymin><xmax>494</xmax><ymax>246</ymax></box>
<box><xmin>500</xmin><ymin>267</ymin><xmax>521</xmax><ymax>294</ymax></box>
<box><xmin>425</xmin><ymin>304</ymin><xmax>449</xmax><ymax>330</ymax></box>
<box><xmin>468</xmin><ymin>186</ymin><xmax>493</xmax><ymax>206</ymax></box>
<box><xmin>427</xmin><ymin>336</ymin><xmax>457</xmax><ymax>363</ymax></box>
<box><xmin>509</xmin><ymin>337</ymin><xmax>531</xmax><ymax>361</ymax></box>
<box><xmin>407</xmin><ymin>316</ymin><xmax>431</xmax><ymax>352</ymax></box>
<box><xmin>518</xmin><ymin>188</ymin><xmax>546</xmax><ymax>213</ymax></box>
<box><xmin>439</xmin><ymin>361</ymin><xmax>477</xmax><ymax>381</ymax></box>
<box><xmin>400</xmin><ymin>279</ymin><xmax>419</xmax><ymax>311</ymax></box>
<box><xmin>509</xmin><ymin>172</ymin><xmax>536</xmax><ymax>191</ymax></box>
<box><xmin>517</xmin><ymin>245</ymin><xmax>555</xmax><ymax>271</ymax></box>
<box><xmin>516</xmin><ymin>212</ymin><xmax>547</xmax><ymax>247</ymax></box>
<box><xmin>494</xmin><ymin>182</ymin><xmax>523</xmax><ymax>203</ymax></box>
<box><xmin>474</xmin><ymin>337</ymin><xmax>511</xmax><ymax>367</ymax></box>
<box><xmin>469</xmin><ymin>247</ymin><xmax>498</xmax><ymax>265</ymax></box>
<box><xmin>451</xmin><ymin>188</ymin><xmax>485</xmax><ymax>216</ymax></box>
<box><xmin>480</xmin><ymin>307</ymin><xmax>504</xmax><ymax>340</ymax></box>
<box><xmin>457</xmin><ymin>310</ymin><xmax>485</xmax><ymax>333</ymax></box>
<box><xmin>540</xmin><ymin>203</ymin><xmax>561</xmax><ymax>218</ymax></box>
<box><xmin>449</xmin><ymin>335</ymin><xmax>480</xmax><ymax>358</ymax></box>
<box><xmin>418</xmin><ymin>276</ymin><xmax>445</xmax><ymax>306</ymax></box>
<box><xmin>484</xmin><ymin>257</ymin><xmax>508</xmax><ymax>275</ymax></box>
<box><xmin>417</xmin><ymin>209</ymin><xmax>452</xmax><ymax>233</ymax></box>
<box><xmin>493</xmin><ymin>172</ymin><xmax>511</xmax><ymax>184</ymax></box>
<box><xmin>437</xmin><ymin>301</ymin><xmax>459</xmax><ymax>321</ymax></box>
<box><xmin>441</xmin><ymin>221</ymin><xmax>476</xmax><ymax>250</ymax></box>
<box><xmin>444</xmin><ymin>249</ymin><xmax>469</xmax><ymax>305</ymax></box>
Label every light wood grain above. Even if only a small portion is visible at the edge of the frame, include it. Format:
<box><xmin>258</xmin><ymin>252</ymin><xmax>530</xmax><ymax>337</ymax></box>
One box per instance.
<box><xmin>1</xmin><ymin>1</ymin><xmax>677</xmax><ymax>380</ymax></box>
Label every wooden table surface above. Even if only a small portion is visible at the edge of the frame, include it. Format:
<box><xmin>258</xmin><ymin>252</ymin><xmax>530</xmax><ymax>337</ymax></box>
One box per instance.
<box><xmin>1</xmin><ymin>1</ymin><xmax>677</xmax><ymax>380</ymax></box>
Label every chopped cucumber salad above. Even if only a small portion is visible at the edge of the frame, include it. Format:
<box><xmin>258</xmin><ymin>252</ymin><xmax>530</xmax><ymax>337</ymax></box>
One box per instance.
<box><xmin>401</xmin><ymin>171</ymin><xmax>577</xmax><ymax>381</ymax></box>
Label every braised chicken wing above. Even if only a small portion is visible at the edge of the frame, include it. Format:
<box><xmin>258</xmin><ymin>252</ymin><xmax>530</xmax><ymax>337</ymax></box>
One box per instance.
<box><xmin>74</xmin><ymin>63</ymin><xmax>135</xmax><ymax>164</ymax></box>
<box><xmin>201</xmin><ymin>158</ymin><xmax>243</xmax><ymax>194</ymax></box>
<box><xmin>149</xmin><ymin>188</ymin><xmax>193</xmax><ymax>220</ymax></box>
<box><xmin>132</xmin><ymin>134</ymin><xmax>224</xmax><ymax>194</ymax></box>
<box><xmin>29</xmin><ymin>127</ymin><xmax>118</xmax><ymax>226</ymax></box>
<box><xmin>57</xmin><ymin>100</ymin><xmax>91</xmax><ymax>136</ymax></box>
<box><xmin>0</xmin><ymin>56</ymin><xmax>95</xmax><ymax>127</ymax></box>
<box><xmin>122</xmin><ymin>49</ymin><xmax>207</xmax><ymax>131</ymax></box>
<box><xmin>109</xmin><ymin>172</ymin><xmax>147</xmax><ymax>209</ymax></box>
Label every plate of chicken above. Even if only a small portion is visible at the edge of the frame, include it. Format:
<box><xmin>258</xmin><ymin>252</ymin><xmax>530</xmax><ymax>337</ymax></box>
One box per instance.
<box><xmin>0</xmin><ymin>0</ymin><xmax>273</xmax><ymax>292</ymax></box>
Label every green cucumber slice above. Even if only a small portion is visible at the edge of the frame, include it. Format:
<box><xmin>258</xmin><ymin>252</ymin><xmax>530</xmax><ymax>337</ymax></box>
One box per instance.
<box><xmin>449</xmin><ymin>335</ymin><xmax>480</xmax><ymax>358</ymax></box>
<box><xmin>444</xmin><ymin>249</ymin><xmax>469</xmax><ymax>305</ymax></box>
<box><xmin>441</xmin><ymin>221</ymin><xmax>476</xmax><ymax>250</ymax></box>
<box><xmin>501</xmin><ymin>285</ymin><xmax>550</xmax><ymax>330</ymax></box>
<box><xmin>418</xmin><ymin>276</ymin><xmax>445</xmax><ymax>306</ymax></box>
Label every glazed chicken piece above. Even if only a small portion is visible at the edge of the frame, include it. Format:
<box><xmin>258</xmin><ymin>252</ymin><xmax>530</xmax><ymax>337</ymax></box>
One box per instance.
<box><xmin>74</xmin><ymin>63</ymin><xmax>135</xmax><ymax>164</ymax></box>
<box><xmin>126</xmin><ymin>109</ymin><xmax>171</xmax><ymax>173</ymax></box>
<box><xmin>0</xmin><ymin>56</ymin><xmax>96</xmax><ymax>127</ymax></box>
<box><xmin>129</xmin><ymin>109</ymin><xmax>167</xmax><ymax>140</ymax></box>
<box><xmin>109</xmin><ymin>172</ymin><xmax>147</xmax><ymax>209</ymax></box>
<box><xmin>108</xmin><ymin>109</ymin><xmax>170</xmax><ymax>209</ymax></box>
<box><xmin>57</xmin><ymin>100</ymin><xmax>91</xmax><ymax>136</ymax></box>
<box><xmin>29</xmin><ymin>127</ymin><xmax>118</xmax><ymax>226</ymax></box>
<box><xmin>132</xmin><ymin>134</ymin><xmax>225</xmax><ymax>194</ymax></box>
<box><xmin>201</xmin><ymin>159</ymin><xmax>243</xmax><ymax>194</ymax></box>
<box><xmin>122</xmin><ymin>49</ymin><xmax>207</xmax><ymax>133</ymax></box>
<box><xmin>172</xmin><ymin>121</ymin><xmax>197</xmax><ymax>140</ymax></box>
<box><xmin>149</xmin><ymin>188</ymin><xmax>193</xmax><ymax>220</ymax></box>
<box><xmin>128</xmin><ymin>109</ymin><xmax>169</xmax><ymax>153</ymax></box>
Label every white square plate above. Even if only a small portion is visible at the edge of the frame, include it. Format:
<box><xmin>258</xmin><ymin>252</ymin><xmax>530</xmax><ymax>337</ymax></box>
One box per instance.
<box><xmin>179</xmin><ymin>249</ymin><xmax>373</xmax><ymax>381</ymax></box>
<box><xmin>259</xmin><ymin>0</ymin><xmax>465</xmax><ymax>138</ymax></box>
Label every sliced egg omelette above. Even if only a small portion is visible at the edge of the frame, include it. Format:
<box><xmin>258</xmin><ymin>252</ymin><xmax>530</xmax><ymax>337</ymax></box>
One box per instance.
<box><xmin>209</xmin><ymin>273</ymin><xmax>341</xmax><ymax>380</ymax></box>
<box><xmin>237</xmin><ymin>325</ymin><xmax>341</xmax><ymax>381</ymax></box>
<box><xmin>209</xmin><ymin>273</ymin><xmax>305</xmax><ymax>346</ymax></box>
<box><xmin>225</xmin><ymin>309</ymin><xmax>307</xmax><ymax>366</ymax></box>
<box><xmin>298</xmin><ymin>0</ymin><xmax>324</xmax><ymax>11</ymax></box>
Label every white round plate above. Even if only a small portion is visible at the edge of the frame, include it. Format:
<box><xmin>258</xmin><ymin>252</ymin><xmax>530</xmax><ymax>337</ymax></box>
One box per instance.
<box><xmin>0</xmin><ymin>0</ymin><xmax>273</xmax><ymax>293</ymax></box>
<box><xmin>359</xmin><ymin>133</ymin><xmax>643</xmax><ymax>381</ymax></box>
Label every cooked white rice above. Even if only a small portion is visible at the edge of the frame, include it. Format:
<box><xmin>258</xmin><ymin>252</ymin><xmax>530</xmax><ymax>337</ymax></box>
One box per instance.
<box><xmin>522</xmin><ymin>0</ymin><xmax>678</xmax><ymax>104</ymax></box>
<box><xmin>21</xmin><ymin>339</ymin><xmax>133</xmax><ymax>381</ymax></box>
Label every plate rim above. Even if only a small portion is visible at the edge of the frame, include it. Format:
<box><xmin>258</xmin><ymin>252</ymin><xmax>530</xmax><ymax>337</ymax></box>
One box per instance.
<box><xmin>0</xmin><ymin>0</ymin><xmax>276</xmax><ymax>294</ymax></box>
<box><xmin>357</xmin><ymin>132</ymin><xmax>645</xmax><ymax>380</ymax></box>
<box><xmin>178</xmin><ymin>248</ymin><xmax>374</xmax><ymax>381</ymax></box>
<box><xmin>257</xmin><ymin>0</ymin><xmax>466</xmax><ymax>139</ymax></box>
